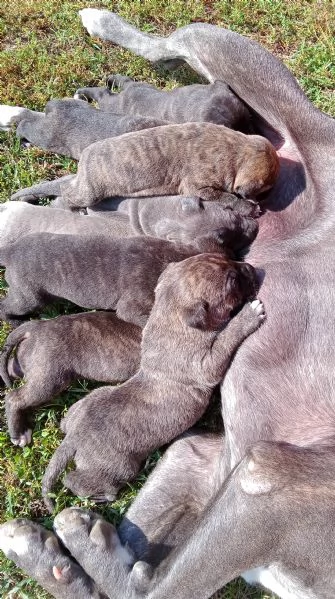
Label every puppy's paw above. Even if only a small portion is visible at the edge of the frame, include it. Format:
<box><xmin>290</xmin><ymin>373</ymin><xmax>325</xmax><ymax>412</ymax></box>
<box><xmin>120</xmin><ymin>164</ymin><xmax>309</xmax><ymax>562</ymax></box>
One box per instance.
<box><xmin>11</xmin><ymin>429</ymin><xmax>32</xmax><ymax>447</ymax></box>
<box><xmin>79</xmin><ymin>8</ymin><xmax>109</xmax><ymax>37</ymax></box>
<box><xmin>0</xmin><ymin>105</ymin><xmax>25</xmax><ymax>131</ymax></box>
<box><xmin>250</xmin><ymin>299</ymin><xmax>266</xmax><ymax>319</ymax></box>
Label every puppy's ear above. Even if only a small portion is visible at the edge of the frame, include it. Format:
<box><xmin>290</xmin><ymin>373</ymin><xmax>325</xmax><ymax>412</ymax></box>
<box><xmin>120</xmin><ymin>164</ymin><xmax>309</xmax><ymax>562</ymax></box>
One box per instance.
<box><xmin>180</xmin><ymin>196</ymin><xmax>202</xmax><ymax>213</ymax></box>
<box><xmin>182</xmin><ymin>300</ymin><xmax>209</xmax><ymax>330</ymax></box>
<box><xmin>182</xmin><ymin>301</ymin><xmax>232</xmax><ymax>331</ymax></box>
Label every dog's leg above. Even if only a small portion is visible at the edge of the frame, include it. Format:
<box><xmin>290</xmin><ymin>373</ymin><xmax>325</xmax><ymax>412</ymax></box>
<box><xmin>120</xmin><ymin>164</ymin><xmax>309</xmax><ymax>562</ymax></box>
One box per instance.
<box><xmin>52</xmin><ymin>441</ymin><xmax>335</xmax><ymax>599</ymax></box>
<box><xmin>0</xmin><ymin>519</ymin><xmax>105</xmax><ymax>599</ymax></box>
<box><xmin>54</xmin><ymin>508</ymin><xmax>134</xmax><ymax>598</ymax></box>
<box><xmin>119</xmin><ymin>431</ymin><xmax>223</xmax><ymax>565</ymax></box>
<box><xmin>106</xmin><ymin>74</ymin><xmax>134</xmax><ymax>89</ymax></box>
<box><xmin>5</xmin><ymin>374</ymin><xmax>72</xmax><ymax>447</ymax></box>
<box><xmin>78</xmin><ymin>9</ymin><xmax>325</xmax><ymax>142</ymax></box>
<box><xmin>11</xmin><ymin>174</ymin><xmax>75</xmax><ymax>202</ymax></box>
<box><xmin>74</xmin><ymin>86</ymin><xmax>118</xmax><ymax>106</ymax></box>
<box><xmin>51</xmin><ymin>432</ymin><xmax>222</xmax><ymax>597</ymax></box>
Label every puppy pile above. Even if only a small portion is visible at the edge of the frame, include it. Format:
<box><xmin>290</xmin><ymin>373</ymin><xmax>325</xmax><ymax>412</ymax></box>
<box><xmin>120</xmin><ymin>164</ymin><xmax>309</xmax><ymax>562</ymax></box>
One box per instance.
<box><xmin>0</xmin><ymin>72</ymin><xmax>278</xmax><ymax>511</ymax></box>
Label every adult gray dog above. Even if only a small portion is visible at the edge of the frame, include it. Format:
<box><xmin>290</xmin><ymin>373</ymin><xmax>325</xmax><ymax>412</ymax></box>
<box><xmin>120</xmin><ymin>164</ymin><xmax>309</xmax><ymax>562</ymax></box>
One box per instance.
<box><xmin>75</xmin><ymin>75</ymin><xmax>252</xmax><ymax>131</ymax></box>
<box><xmin>1</xmin><ymin>9</ymin><xmax>335</xmax><ymax>599</ymax></box>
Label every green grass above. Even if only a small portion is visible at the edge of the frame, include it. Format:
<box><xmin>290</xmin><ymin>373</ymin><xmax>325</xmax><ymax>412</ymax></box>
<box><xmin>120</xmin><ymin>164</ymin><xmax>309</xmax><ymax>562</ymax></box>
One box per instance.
<box><xmin>0</xmin><ymin>0</ymin><xmax>334</xmax><ymax>597</ymax></box>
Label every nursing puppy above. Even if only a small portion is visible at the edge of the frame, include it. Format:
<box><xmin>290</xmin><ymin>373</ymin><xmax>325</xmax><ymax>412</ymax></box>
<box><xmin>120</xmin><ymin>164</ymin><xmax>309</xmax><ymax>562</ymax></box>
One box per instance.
<box><xmin>5</xmin><ymin>193</ymin><xmax>259</xmax><ymax>250</ymax></box>
<box><xmin>57</xmin><ymin>122</ymin><xmax>279</xmax><ymax>208</ymax></box>
<box><xmin>0</xmin><ymin>232</ymin><xmax>232</xmax><ymax>327</ymax></box>
<box><xmin>0</xmin><ymin>99</ymin><xmax>167</xmax><ymax>159</ymax></box>
<box><xmin>41</xmin><ymin>253</ymin><xmax>264</xmax><ymax>510</ymax></box>
<box><xmin>75</xmin><ymin>76</ymin><xmax>252</xmax><ymax>131</ymax></box>
<box><xmin>1</xmin><ymin>312</ymin><xmax>142</xmax><ymax>448</ymax></box>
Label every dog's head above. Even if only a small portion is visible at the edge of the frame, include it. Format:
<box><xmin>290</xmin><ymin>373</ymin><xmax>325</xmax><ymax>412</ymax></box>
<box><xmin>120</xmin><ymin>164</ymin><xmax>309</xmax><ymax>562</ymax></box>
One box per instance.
<box><xmin>155</xmin><ymin>253</ymin><xmax>258</xmax><ymax>331</ymax></box>
<box><xmin>154</xmin><ymin>194</ymin><xmax>259</xmax><ymax>253</ymax></box>
<box><xmin>233</xmin><ymin>136</ymin><xmax>279</xmax><ymax>199</ymax></box>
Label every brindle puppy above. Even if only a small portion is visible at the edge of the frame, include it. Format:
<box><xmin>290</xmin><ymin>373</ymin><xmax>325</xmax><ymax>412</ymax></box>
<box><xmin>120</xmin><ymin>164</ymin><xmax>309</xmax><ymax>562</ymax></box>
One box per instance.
<box><xmin>41</xmin><ymin>253</ymin><xmax>264</xmax><ymax>510</ymax></box>
<box><xmin>58</xmin><ymin>122</ymin><xmax>279</xmax><ymax>208</ymax></box>
<box><xmin>0</xmin><ymin>232</ymin><xmax>232</xmax><ymax>327</ymax></box>
<box><xmin>1</xmin><ymin>311</ymin><xmax>142</xmax><ymax>447</ymax></box>
<box><xmin>75</xmin><ymin>76</ymin><xmax>252</xmax><ymax>131</ymax></box>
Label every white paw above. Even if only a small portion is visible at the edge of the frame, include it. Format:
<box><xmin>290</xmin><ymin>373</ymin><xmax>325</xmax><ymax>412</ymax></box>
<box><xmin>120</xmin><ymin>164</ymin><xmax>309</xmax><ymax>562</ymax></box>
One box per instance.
<box><xmin>79</xmin><ymin>8</ymin><xmax>106</xmax><ymax>37</ymax></box>
<box><xmin>250</xmin><ymin>299</ymin><xmax>265</xmax><ymax>318</ymax></box>
<box><xmin>11</xmin><ymin>429</ymin><xmax>32</xmax><ymax>447</ymax></box>
<box><xmin>0</xmin><ymin>521</ymin><xmax>30</xmax><ymax>557</ymax></box>
<box><xmin>0</xmin><ymin>105</ymin><xmax>25</xmax><ymax>130</ymax></box>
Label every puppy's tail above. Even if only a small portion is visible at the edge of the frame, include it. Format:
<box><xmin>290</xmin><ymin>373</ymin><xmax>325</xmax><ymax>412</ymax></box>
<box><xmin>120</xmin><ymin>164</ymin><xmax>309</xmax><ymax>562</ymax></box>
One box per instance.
<box><xmin>0</xmin><ymin>322</ymin><xmax>32</xmax><ymax>387</ymax></box>
<box><xmin>42</xmin><ymin>440</ymin><xmax>75</xmax><ymax>513</ymax></box>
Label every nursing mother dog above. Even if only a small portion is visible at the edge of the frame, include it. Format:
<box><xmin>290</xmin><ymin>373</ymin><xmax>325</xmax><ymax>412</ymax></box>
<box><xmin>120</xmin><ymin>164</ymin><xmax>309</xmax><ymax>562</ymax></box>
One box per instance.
<box><xmin>2</xmin><ymin>8</ymin><xmax>335</xmax><ymax>599</ymax></box>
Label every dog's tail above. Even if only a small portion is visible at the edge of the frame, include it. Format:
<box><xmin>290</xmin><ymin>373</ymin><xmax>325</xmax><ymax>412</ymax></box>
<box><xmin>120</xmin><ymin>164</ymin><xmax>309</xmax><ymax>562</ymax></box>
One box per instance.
<box><xmin>0</xmin><ymin>322</ymin><xmax>32</xmax><ymax>387</ymax></box>
<box><xmin>42</xmin><ymin>440</ymin><xmax>75</xmax><ymax>513</ymax></box>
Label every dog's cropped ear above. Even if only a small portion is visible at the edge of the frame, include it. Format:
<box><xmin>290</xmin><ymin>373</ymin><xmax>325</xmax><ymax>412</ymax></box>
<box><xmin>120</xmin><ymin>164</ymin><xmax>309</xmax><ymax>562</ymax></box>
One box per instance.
<box><xmin>182</xmin><ymin>300</ymin><xmax>231</xmax><ymax>331</ymax></box>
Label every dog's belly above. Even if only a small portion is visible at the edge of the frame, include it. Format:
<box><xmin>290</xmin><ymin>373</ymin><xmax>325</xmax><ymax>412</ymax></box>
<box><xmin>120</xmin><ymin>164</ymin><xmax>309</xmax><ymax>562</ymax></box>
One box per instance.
<box><xmin>242</xmin><ymin>566</ymin><xmax>319</xmax><ymax>599</ymax></box>
<box><xmin>221</xmin><ymin>235</ymin><xmax>335</xmax><ymax>467</ymax></box>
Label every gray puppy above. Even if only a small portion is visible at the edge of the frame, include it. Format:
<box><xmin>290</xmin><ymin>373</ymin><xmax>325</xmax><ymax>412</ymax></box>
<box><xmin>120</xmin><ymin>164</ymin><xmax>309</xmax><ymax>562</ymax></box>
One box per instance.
<box><xmin>57</xmin><ymin>122</ymin><xmax>279</xmax><ymax>208</ymax></box>
<box><xmin>0</xmin><ymin>231</ymin><xmax>231</xmax><ymax>327</ymax></box>
<box><xmin>5</xmin><ymin>193</ymin><xmax>259</xmax><ymax>251</ymax></box>
<box><xmin>41</xmin><ymin>253</ymin><xmax>264</xmax><ymax>510</ymax></box>
<box><xmin>75</xmin><ymin>75</ymin><xmax>252</xmax><ymax>131</ymax></box>
<box><xmin>1</xmin><ymin>311</ymin><xmax>142</xmax><ymax>447</ymax></box>
<box><xmin>1</xmin><ymin>98</ymin><xmax>167</xmax><ymax>159</ymax></box>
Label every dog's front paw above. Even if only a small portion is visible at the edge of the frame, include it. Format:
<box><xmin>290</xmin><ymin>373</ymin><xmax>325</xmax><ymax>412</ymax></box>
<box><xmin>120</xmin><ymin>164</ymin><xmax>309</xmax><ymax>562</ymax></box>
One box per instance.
<box><xmin>79</xmin><ymin>8</ymin><xmax>108</xmax><ymax>37</ymax></box>
<box><xmin>250</xmin><ymin>299</ymin><xmax>266</xmax><ymax>320</ymax></box>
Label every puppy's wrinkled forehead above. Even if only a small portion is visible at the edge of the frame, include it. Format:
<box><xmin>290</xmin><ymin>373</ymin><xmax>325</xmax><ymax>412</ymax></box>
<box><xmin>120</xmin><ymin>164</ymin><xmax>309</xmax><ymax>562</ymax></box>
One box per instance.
<box><xmin>166</xmin><ymin>254</ymin><xmax>236</xmax><ymax>298</ymax></box>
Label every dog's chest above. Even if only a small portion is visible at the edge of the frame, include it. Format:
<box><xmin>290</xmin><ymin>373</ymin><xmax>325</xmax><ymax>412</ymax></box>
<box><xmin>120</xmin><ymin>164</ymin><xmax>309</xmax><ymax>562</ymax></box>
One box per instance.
<box><xmin>242</xmin><ymin>566</ymin><xmax>319</xmax><ymax>599</ymax></box>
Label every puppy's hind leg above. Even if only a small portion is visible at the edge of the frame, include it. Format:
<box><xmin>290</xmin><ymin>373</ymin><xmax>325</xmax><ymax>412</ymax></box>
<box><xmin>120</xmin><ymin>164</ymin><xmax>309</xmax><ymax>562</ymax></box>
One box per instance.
<box><xmin>5</xmin><ymin>373</ymin><xmax>73</xmax><ymax>447</ymax></box>
<box><xmin>0</xmin><ymin>519</ymin><xmax>105</xmax><ymax>599</ymax></box>
<box><xmin>73</xmin><ymin>86</ymin><xmax>117</xmax><ymax>105</ymax></box>
<box><xmin>106</xmin><ymin>73</ymin><xmax>134</xmax><ymax>90</ymax></box>
<box><xmin>11</xmin><ymin>174</ymin><xmax>75</xmax><ymax>202</ymax></box>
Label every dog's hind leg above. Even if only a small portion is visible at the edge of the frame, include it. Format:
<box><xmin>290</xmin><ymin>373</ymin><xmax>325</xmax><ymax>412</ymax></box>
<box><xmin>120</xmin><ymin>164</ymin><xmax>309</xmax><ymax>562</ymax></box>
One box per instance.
<box><xmin>78</xmin><ymin>9</ymin><xmax>331</xmax><ymax>144</ymax></box>
<box><xmin>51</xmin><ymin>431</ymin><xmax>223</xmax><ymax>597</ymax></box>
<box><xmin>0</xmin><ymin>519</ymin><xmax>106</xmax><ymax>599</ymax></box>
<box><xmin>73</xmin><ymin>86</ymin><xmax>118</xmax><ymax>107</ymax></box>
<box><xmin>11</xmin><ymin>174</ymin><xmax>75</xmax><ymax>202</ymax></box>
<box><xmin>52</xmin><ymin>441</ymin><xmax>335</xmax><ymax>598</ymax></box>
<box><xmin>5</xmin><ymin>373</ymin><xmax>73</xmax><ymax>447</ymax></box>
<box><xmin>118</xmin><ymin>430</ymin><xmax>223</xmax><ymax>565</ymax></box>
<box><xmin>106</xmin><ymin>74</ymin><xmax>134</xmax><ymax>89</ymax></box>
